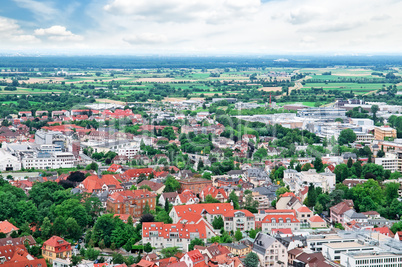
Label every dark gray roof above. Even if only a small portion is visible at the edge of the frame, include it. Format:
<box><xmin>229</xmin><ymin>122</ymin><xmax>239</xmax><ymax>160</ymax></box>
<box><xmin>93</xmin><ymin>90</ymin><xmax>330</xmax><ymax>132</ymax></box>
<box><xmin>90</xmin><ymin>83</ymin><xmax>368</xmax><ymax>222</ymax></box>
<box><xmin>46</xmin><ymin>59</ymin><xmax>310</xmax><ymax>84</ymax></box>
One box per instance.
<box><xmin>252</xmin><ymin>232</ymin><xmax>276</xmax><ymax>255</ymax></box>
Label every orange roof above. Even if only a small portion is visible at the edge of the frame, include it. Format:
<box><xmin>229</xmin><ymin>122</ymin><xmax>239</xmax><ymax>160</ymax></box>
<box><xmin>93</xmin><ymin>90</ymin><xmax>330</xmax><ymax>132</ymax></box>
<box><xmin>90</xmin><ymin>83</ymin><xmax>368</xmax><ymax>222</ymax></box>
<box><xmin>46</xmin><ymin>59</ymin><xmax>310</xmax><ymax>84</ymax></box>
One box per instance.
<box><xmin>280</xmin><ymin>192</ymin><xmax>296</xmax><ymax>198</ymax></box>
<box><xmin>143</xmin><ymin>222</ymin><xmax>209</xmax><ymax>240</ymax></box>
<box><xmin>262</xmin><ymin>214</ymin><xmax>300</xmax><ymax>224</ymax></box>
<box><xmin>272</xmin><ymin>228</ymin><xmax>293</xmax><ymax>235</ymax></box>
<box><xmin>107</xmin><ymin>164</ymin><xmax>122</xmax><ymax>173</ymax></box>
<box><xmin>372</xmin><ymin>226</ymin><xmax>394</xmax><ymax>237</ymax></box>
<box><xmin>0</xmin><ymin>221</ymin><xmax>19</xmax><ymax>234</ymax></box>
<box><xmin>186</xmin><ymin>249</ymin><xmax>205</xmax><ymax>264</ymax></box>
<box><xmin>173</xmin><ymin>203</ymin><xmax>234</xmax><ymax>219</ymax></box>
<box><xmin>114</xmin><ymin>214</ymin><xmax>130</xmax><ymax>222</ymax></box>
<box><xmin>79</xmin><ymin>174</ymin><xmax>123</xmax><ymax>193</ymax></box>
<box><xmin>297</xmin><ymin>206</ymin><xmax>312</xmax><ymax>213</ymax></box>
<box><xmin>178</xmin><ymin>190</ymin><xmax>199</xmax><ymax>203</ymax></box>
<box><xmin>222</xmin><ymin>209</ymin><xmax>254</xmax><ymax>218</ymax></box>
<box><xmin>309</xmin><ymin>215</ymin><xmax>325</xmax><ymax>223</ymax></box>
<box><xmin>122</xmin><ymin>168</ymin><xmax>154</xmax><ymax>179</ymax></box>
<box><xmin>201</xmin><ymin>186</ymin><xmax>228</xmax><ymax>200</ymax></box>
<box><xmin>42</xmin><ymin>236</ymin><xmax>71</xmax><ymax>253</ymax></box>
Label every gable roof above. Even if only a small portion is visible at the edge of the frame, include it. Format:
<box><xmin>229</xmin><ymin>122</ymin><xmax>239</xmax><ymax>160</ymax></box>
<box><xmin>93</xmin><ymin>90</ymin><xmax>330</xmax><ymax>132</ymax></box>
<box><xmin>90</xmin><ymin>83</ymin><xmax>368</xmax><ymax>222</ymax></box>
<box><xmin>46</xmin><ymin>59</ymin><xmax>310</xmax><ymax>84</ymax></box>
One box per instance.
<box><xmin>330</xmin><ymin>200</ymin><xmax>354</xmax><ymax>215</ymax></box>
<box><xmin>309</xmin><ymin>215</ymin><xmax>325</xmax><ymax>223</ymax></box>
<box><xmin>0</xmin><ymin>221</ymin><xmax>19</xmax><ymax>234</ymax></box>
<box><xmin>142</xmin><ymin>222</ymin><xmax>209</xmax><ymax>240</ymax></box>
<box><xmin>172</xmin><ymin>203</ymin><xmax>234</xmax><ymax>219</ymax></box>
<box><xmin>137</xmin><ymin>180</ymin><xmax>164</xmax><ymax>192</ymax></box>
<box><xmin>79</xmin><ymin>174</ymin><xmax>123</xmax><ymax>193</ymax></box>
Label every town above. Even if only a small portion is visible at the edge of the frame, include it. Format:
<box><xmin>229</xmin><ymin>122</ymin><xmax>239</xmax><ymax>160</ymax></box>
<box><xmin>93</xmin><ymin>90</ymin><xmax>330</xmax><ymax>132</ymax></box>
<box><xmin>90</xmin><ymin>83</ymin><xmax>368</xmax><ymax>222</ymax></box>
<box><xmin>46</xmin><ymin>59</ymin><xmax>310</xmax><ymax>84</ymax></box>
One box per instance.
<box><xmin>0</xmin><ymin>62</ymin><xmax>402</xmax><ymax>267</ymax></box>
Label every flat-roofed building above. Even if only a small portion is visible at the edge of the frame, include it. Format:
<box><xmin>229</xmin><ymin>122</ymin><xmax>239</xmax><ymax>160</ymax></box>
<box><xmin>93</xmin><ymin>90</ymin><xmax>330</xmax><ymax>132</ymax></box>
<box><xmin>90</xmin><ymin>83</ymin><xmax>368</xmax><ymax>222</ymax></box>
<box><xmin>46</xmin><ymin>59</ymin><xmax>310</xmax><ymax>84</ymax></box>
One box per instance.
<box><xmin>340</xmin><ymin>252</ymin><xmax>402</xmax><ymax>267</ymax></box>
<box><xmin>322</xmin><ymin>241</ymin><xmax>376</xmax><ymax>261</ymax></box>
<box><xmin>374</xmin><ymin>126</ymin><xmax>397</xmax><ymax>140</ymax></box>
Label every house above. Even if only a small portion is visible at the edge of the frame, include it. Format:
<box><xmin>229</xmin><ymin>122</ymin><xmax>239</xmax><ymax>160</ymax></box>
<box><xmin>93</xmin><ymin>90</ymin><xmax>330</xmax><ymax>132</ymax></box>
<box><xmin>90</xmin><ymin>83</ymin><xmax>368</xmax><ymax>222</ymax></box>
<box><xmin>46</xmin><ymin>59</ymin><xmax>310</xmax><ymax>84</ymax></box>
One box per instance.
<box><xmin>343</xmin><ymin>209</ymin><xmax>368</xmax><ymax>225</ymax></box>
<box><xmin>0</xmin><ymin>244</ymin><xmax>46</xmax><ymax>267</ymax></box>
<box><xmin>329</xmin><ymin>200</ymin><xmax>354</xmax><ymax>223</ymax></box>
<box><xmin>294</xmin><ymin>252</ymin><xmax>331</xmax><ymax>267</ymax></box>
<box><xmin>0</xmin><ymin>221</ymin><xmax>19</xmax><ymax>237</ymax></box>
<box><xmin>170</xmin><ymin>203</ymin><xmax>234</xmax><ymax>225</ymax></box>
<box><xmin>296</xmin><ymin>206</ymin><xmax>313</xmax><ymax>224</ymax></box>
<box><xmin>222</xmin><ymin>210</ymin><xmax>255</xmax><ymax>232</ymax></box>
<box><xmin>0</xmin><ymin>235</ymin><xmax>36</xmax><ymax>247</ymax></box>
<box><xmin>107</xmin><ymin>164</ymin><xmax>122</xmax><ymax>173</ymax></box>
<box><xmin>132</xmin><ymin>259</ymin><xmax>157</xmax><ymax>267</ymax></box>
<box><xmin>142</xmin><ymin>222</ymin><xmax>216</xmax><ymax>252</ymax></box>
<box><xmin>78</xmin><ymin>174</ymin><xmax>123</xmax><ymax>194</ymax></box>
<box><xmin>223</xmin><ymin>242</ymin><xmax>252</xmax><ymax>257</ymax></box>
<box><xmin>113</xmin><ymin>214</ymin><xmax>132</xmax><ymax>223</ymax></box>
<box><xmin>137</xmin><ymin>180</ymin><xmax>165</xmax><ymax>194</ymax></box>
<box><xmin>252</xmin><ymin>232</ymin><xmax>288</xmax><ymax>267</ymax></box>
<box><xmin>308</xmin><ymin>215</ymin><xmax>327</xmax><ymax>228</ymax></box>
<box><xmin>261</xmin><ymin>209</ymin><xmax>301</xmax><ymax>232</ymax></box>
<box><xmin>180</xmin><ymin>249</ymin><xmax>207</xmax><ymax>267</ymax></box>
<box><xmin>112</xmin><ymin>155</ymin><xmax>129</xmax><ymax>164</ymax></box>
<box><xmin>41</xmin><ymin>236</ymin><xmax>72</xmax><ymax>264</ymax></box>
<box><xmin>159</xmin><ymin>192</ymin><xmax>179</xmax><ymax>206</ymax></box>
<box><xmin>394</xmin><ymin>231</ymin><xmax>402</xmax><ymax>241</ymax></box>
<box><xmin>275</xmin><ymin>192</ymin><xmax>302</xmax><ymax>210</ymax></box>
<box><xmin>107</xmin><ymin>189</ymin><xmax>157</xmax><ymax>218</ymax></box>
<box><xmin>175</xmin><ymin>189</ymin><xmax>200</xmax><ymax>205</ymax></box>
<box><xmin>200</xmin><ymin>186</ymin><xmax>228</xmax><ymax>202</ymax></box>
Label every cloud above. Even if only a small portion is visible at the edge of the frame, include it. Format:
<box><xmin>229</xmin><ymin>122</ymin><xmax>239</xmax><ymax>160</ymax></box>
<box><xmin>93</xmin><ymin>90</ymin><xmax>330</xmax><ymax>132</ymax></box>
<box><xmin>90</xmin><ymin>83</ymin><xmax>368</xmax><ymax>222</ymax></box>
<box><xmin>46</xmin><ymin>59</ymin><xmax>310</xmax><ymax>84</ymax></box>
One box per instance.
<box><xmin>123</xmin><ymin>33</ymin><xmax>168</xmax><ymax>45</ymax></box>
<box><xmin>288</xmin><ymin>7</ymin><xmax>324</xmax><ymax>25</ymax></box>
<box><xmin>34</xmin><ymin>25</ymin><xmax>83</xmax><ymax>41</ymax></box>
<box><xmin>13</xmin><ymin>0</ymin><xmax>59</xmax><ymax>20</ymax></box>
<box><xmin>103</xmin><ymin>0</ymin><xmax>261</xmax><ymax>24</ymax></box>
<box><xmin>0</xmin><ymin>16</ymin><xmax>39</xmax><ymax>45</ymax></box>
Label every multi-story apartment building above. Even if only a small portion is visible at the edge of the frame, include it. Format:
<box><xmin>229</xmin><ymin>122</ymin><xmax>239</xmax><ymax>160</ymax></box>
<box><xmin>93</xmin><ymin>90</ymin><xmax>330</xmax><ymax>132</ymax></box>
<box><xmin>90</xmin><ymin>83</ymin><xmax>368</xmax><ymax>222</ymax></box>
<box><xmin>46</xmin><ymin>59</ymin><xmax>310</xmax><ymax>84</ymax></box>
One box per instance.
<box><xmin>374</xmin><ymin>126</ymin><xmax>397</xmax><ymax>140</ymax></box>
<box><xmin>170</xmin><ymin>203</ymin><xmax>234</xmax><ymax>224</ymax></box>
<box><xmin>261</xmin><ymin>210</ymin><xmax>301</xmax><ymax>233</ymax></box>
<box><xmin>297</xmin><ymin>107</ymin><xmax>347</xmax><ymax>121</ymax></box>
<box><xmin>322</xmin><ymin>242</ymin><xmax>376</xmax><ymax>261</ymax></box>
<box><xmin>283</xmin><ymin>169</ymin><xmax>336</xmax><ymax>193</ymax></box>
<box><xmin>375</xmin><ymin>154</ymin><xmax>398</xmax><ymax>172</ymax></box>
<box><xmin>253</xmin><ymin>232</ymin><xmax>288</xmax><ymax>267</ymax></box>
<box><xmin>22</xmin><ymin>152</ymin><xmax>75</xmax><ymax>169</ymax></box>
<box><xmin>41</xmin><ymin>236</ymin><xmax>72</xmax><ymax>265</ymax></box>
<box><xmin>107</xmin><ymin>189</ymin><xmax>157</xmax><ymax>218</ymax></box>
<box><xmin>142</xmin><ymin>220</ymin><xmax>216</xmax><ymax>252</ymax></box>
<box><xmin>340</xmin><ymin>252</ymin><xmax>402</xmax><ymax>267</ymax></box>
<box><xmin>222</xmin><ymin>210</ymin><xmax>255</xmax><ymax>232</ymax></box>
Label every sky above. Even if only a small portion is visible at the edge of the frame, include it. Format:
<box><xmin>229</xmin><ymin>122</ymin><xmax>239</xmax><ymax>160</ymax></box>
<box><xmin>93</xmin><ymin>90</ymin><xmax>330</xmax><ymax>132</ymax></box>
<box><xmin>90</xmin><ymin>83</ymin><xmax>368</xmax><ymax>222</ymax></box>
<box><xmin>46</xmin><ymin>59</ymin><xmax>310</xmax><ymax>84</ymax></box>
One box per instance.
<box><xmin>1</xmin><ymin>0</ymin><xmax>402</xmax><ymax>55</ymax></box>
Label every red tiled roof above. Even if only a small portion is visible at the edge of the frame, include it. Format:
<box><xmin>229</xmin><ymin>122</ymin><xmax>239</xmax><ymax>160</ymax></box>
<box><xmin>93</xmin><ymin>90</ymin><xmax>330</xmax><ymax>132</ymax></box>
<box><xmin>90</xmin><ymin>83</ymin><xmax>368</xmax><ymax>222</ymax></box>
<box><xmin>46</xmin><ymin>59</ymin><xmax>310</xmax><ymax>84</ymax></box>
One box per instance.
<box><xmin>0</xmin><ymin>221</ymin><xmax>19</xmax><ymax>234</ymax></box>
<box><xmin>137</xmin><ymin>180</ymin><xmax>164</xmax><ymax>192</ymax></box>
<box><xmin>107</xmin><ymin>164</ymin><xmax>122</xmax><ymax>173</ymax></box>
<box><xmin>222</xmin><ymin>209</ymin><xmax>254</xmax><ymax>218</ymax></box>
<box><xmin>42</xmin><ymin>236</ymin><xmax>71</xmax><ymax>253</ymax></box>
<box><xmin>371</xmin><ymin>226</ymin><xmax>394</xmax><ymax>237</ymax></box>
<box><xmin>178</xmin><ymin>190</ymin><xmax>199</xmax><ymax>203</ymax></box>
<box><xmin>297</xmin><ymin>206</ymin><xmax>312</xmax><ymax>213</ymax></box>
<box><xmin>201</xmin><ymin>186</ymin><xmax>228</xmax><ymax>200</ymax></box>
<box><xmin>272</xmin><ymin>228</ymin><xmax>293</xmax><ymax>235</ymax></box>
<box><xmin>186</xmin><ymin>249</ymin><xmax>205</xmax><ymax>263</ymax></box>
<box><xmin>79</xmin><ymin>174</ymin><xmax>123</xmax><ymax>193</ymax></box>
<box><xmin>309</xmin><ymin>215</ymin><xmax>325</xmax><ymax>223</ymax></box>
<box><xmin>173</xmin><ymin>203</ymin><xmax>234</xmax><ymax>219</ymax></box>
<box><xmin>262</xmin><ymin>214</ymin><xmax>300</xmax><ymax>224</ymax></box>
<box><xmin>142</xmin><ymin>222</ymin><xmax>209</xmax><ymax>240</ymax></box>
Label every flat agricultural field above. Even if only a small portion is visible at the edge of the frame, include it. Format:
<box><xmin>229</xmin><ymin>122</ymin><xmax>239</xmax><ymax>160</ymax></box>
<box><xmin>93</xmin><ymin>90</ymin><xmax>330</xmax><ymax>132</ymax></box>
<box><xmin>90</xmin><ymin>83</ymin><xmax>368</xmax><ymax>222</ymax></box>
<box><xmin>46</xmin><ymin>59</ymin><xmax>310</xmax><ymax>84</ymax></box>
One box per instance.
<box><xmin>258</xmin><ymin>87</ymin><xmax>282</xmax><ymax>92</ymax></box>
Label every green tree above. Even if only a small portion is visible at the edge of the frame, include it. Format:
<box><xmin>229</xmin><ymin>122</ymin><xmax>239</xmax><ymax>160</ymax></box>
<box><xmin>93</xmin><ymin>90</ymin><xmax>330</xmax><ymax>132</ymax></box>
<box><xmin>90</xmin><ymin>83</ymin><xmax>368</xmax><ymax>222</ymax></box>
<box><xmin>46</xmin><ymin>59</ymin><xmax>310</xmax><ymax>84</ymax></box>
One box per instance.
<box><xmin>112</xmin><ymin>252</ymin><xmax>125</xmax><ymax>264</ymax></box>
<box><xmin>164</xmin><ymin>200</ymin><xmax>170</xmax><ymax>213</ymax></box>
<box><xmin>188</xmin><ymin>238</ymin><xmax>205</xmax><ymax>251</ymax></box>
<box><xmin>338</xmin><ymin>129</ymin><xmax>357</xmax><ymax>145</ymax></box>
<box><xmin>161</xmin><ymin>247</ymin><xmax>181</xmax><ymax>258</ymax></box>
<box><xmin>377</xmin><ymin>150</ymin><xmax>385</xmax><ymax>158</ymax></box>
<box><xmin>163</xmin><ymin>176</ymin><xmax>181</xmax><ymax>192</ymax></box>
<box><xmin>53</xmin><ymin>216</ymin><xmax>67</xmax><ymax>236</ymax></box>
<box><xmin>212</xmin><ymin>216</ymin><xmax>224</xmax><ymax>230</ymax></box>
<box><xmin>313</xmin><ymin>157</ymin><xmax>324</xmax><ymax>172</ymax></box>
<box><xmin>66</xmin><ymin>217</ymin><xmax>82</xmax><ymax>240</ymax></box>
<box><xmin>85</xmin><ymin>248</ymin><xmax>100</xmax><ymax>261</ymax></box>
<box><xmin>248</xmin><ymin>228</ymin><xmax>261</xmax><ymax>239</ymax></box>
<box><xmin>301</xmin><ymin>163</ymin><xmax>311</xmax><ymax>171</ymax></box>
<box><xmin>228</xmin><ymin>191</ymin><xmax>240</xmax><ymax>209</ymax></box>
<box><xmin>371</xmin><ymin>105</ymin><xmax>379</xmax><ymax>123</ymax></box>
<box><xmin>155</xmin><ymin>210</ymin><xmax>173</xmax><ymax>224</ymax></box>
<box><xmin>352</xmin><ymin>161</ymin><xmax>363</xmax><ymax>177</ymax></box>
<box><xmin>143</xmin><ymin>201</ymin><xmax>151</xmax><ymax>215</ymax></box>
<box><xmin>205</xmin><ymin>195</ymin><xmax>220</xmax><ymax>203</ymax></box>
<box><xmin>86</xmin><ymin>162</ymin><xmax>98</xmax><ymax>171</ymax></box>
<box><xmin>347</xmin><ymin>158</ymin><xmax>353</xmax><ymax>168</ymax></box>
<box><xmin>307</xmin><ymin>183</ymin><xmax>317</xmax><ymax>207</ymax></box>
<box><xmin>315</xmin><ymin>203</ymin><xmax>324</xmax><ymax>214</ymax></box>
<box><xmin>244</xmin><ymin>252</ymin><xmax>259</xmax><ymax>267</ymax></box>
<box><xmin>235</xmin><ymin>229</ymin><xmax>243</xmax><ymax>241</ymax></box>
<box><xmin>362</xmin><ymin>163</ymin><xmax>384</xmax><ymax>180</ymax></box>
<box><xmin>41</xmin><ymin>217</ymin><xmax>52</xmax><ymax>239</ymax></box>
<box><xmin>144</xmin><ymin>242</ymin><xmax>152</xmax><ymax>253</ymax></box>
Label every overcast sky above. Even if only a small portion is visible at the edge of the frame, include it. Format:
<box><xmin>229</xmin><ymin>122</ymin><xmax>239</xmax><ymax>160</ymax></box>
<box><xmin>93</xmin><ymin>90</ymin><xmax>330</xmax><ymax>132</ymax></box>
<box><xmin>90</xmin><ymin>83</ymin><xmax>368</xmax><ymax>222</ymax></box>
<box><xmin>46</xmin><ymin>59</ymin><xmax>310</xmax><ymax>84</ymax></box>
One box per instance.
<box><xmin>1</xmin><ymin>0</ymin><xmax>401</xmax><ymax>55</ymax></box>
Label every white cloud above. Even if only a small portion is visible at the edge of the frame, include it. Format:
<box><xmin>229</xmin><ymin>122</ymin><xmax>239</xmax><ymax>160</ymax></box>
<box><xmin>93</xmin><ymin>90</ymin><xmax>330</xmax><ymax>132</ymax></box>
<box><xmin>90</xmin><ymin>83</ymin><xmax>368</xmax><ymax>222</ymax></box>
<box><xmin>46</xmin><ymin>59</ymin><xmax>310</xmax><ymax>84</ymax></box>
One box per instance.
<box><xmin>0</xmin><ymin>16</ymin><xmax>39</xmax><ymax>46</ymax></box>
<box><xmin>103</xmin><ymin>0</ymin><xmax>260</xmax><ymax>24</ymax></box>
<box><xmin>34</xmin><ymin>25</ymin><xmax>83</xmax><ymax>41</ymax></box>
<box><xmin>13</xmin><ymin>0</ymin><xmax>59</xmax><ymax>20</ymax></box>
<box><xmin>124</xmin><ymin>33</ymin><xmax>168</xmax><ymax>45</ymax></box>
